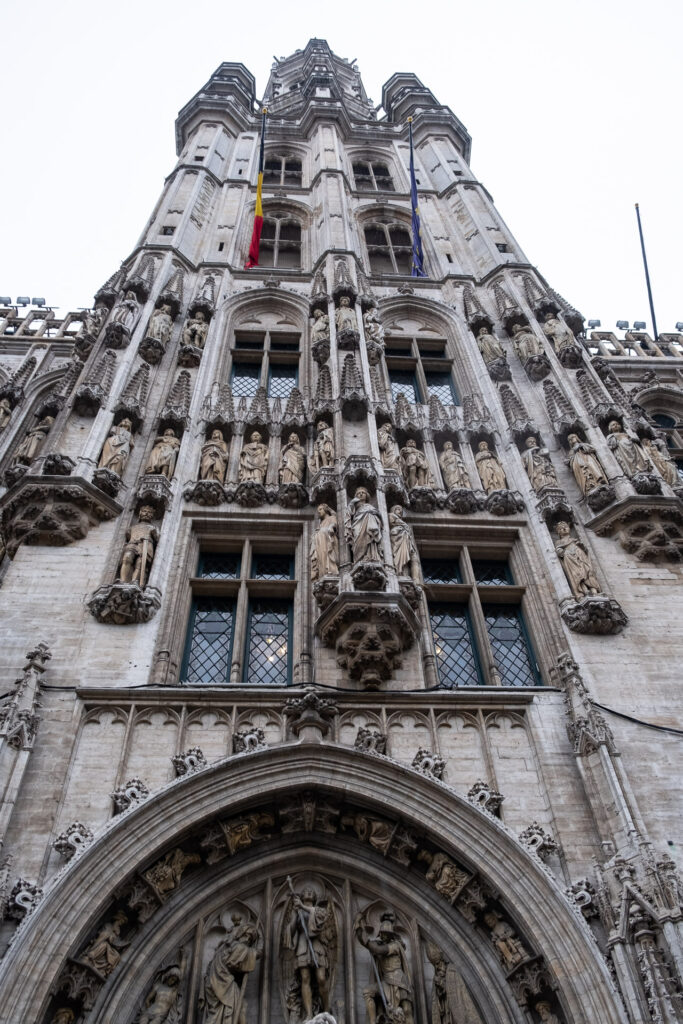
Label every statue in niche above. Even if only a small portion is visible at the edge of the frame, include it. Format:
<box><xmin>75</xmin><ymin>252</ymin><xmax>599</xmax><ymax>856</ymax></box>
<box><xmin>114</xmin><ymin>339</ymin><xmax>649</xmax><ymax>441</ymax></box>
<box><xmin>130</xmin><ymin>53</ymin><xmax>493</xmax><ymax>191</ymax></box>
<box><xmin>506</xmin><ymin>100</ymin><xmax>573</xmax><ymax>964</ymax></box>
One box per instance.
<box><xmin>50</xmin><ymin>1011</ymin><xmax>76</xmax><ymax>1024</ymax></box>
<box><xmin>345</xmin><ymin>487</ymin><xmax>383</xmax><ymax>563</ymax></box>
<box><xmin>419</xmin><ymin>851</ymin><xmax>470</xmax><ymax>903</ymax></box>
<box><xmin>476</xmin><ymin>326</ymin><xmax>505</xmax><ymax>364</ymax></box>
<box><xmin>335</xmin><ymin>295</ymin><xmax>357</xmax><ymax>333</ymax></box>
<box><xmin>99</xmin><ymin>418</ymin><xmax>135</xmax><ymax>476</ymax></box>
<box><xmin>200</xmin><ymin>915</ymin><xmax>261</xmax><ymax>1024</ymax></box>
<box><xmin>535</xmin><ymin>1003</ymin><xmax>560</xmax><ymax>1024</ymax></box>
<box><xmin>554</xmin><ymin>521</ymin><xmax>601</xmax><ymax>601</ymax></box>
<box><xmin>439</xmin><ymin>441</ymin><xmax>471</xmax><ymax>490</ymax></box>
<box><xmin>279</xmin><ymin>433</ymin><xmax>306</xmax><ymax>484</ymax></box>
<box><xmin>521</xmin><ymin>436</ymin><xmax>558</xmax><ymax>492</ymax></box>
<box><xmin>363</xmin><ymin>307</ymin><xmax>385</xmax><ymax>344</ymax></box>
<box><xmin>80</xmin><ymin>302</ymin><xmax>108</xmax><ymax>339</ymax></box>
<box><xmin>400</xmin><ymin>438</ymin><xmax>431</xmax><ymax>489</ymax></box>
<box><xmin>341</xmin><ymin>813</ymin><xmax>395</xmax><ymax>855</ymax></box>
<box><xmin>182</xmin><ymin>310</ymin><xmax>209</xmax><ymax>349</ymax></box>
<box><xmin>238</xmin><ymin>431</ymin><xmax>269</xmax><ymax>484</ymax></box>
<box><xmin>311</xmin><ymin>504</ymin><xmax>339</xmax><ymax>580</ymax></box>
<box><xmin>542</xmin><ymin>312</ymin><xmax>576</xmax><ymax>355</ymax></box>
<box><xmin>147</xmin><ymin>304</ymin><xmax>173</xmax><ymax>344</ymax></box>
<box><xmin>145</xmin><ymin>428</ymin><xmax>181</xmax><ymax>479</ymax></box>
<box><xmin>118</xmin><ymin>505</ymin><xmax>159</xmax><ymax>588</ymax></box>
<box><xmin>606</xmin><ymin>420</ymin><xmax>650</xmax><ymax>477</ymax></box>
<box><xmin>475</xmin><ymin>441</ymin><xmax>507</xmax><ymax>492</ymax></box>
<box><xmin>426</xmin><ymin>943</ymin><xmax>482</xmax><ymax>1024</ymax></box>
<box><xmin>511</xmin><ymin>322</ymin><xmax>543</xmax><ymax>361</ymax></box>
<box><xmin>281</xmin><ymin>885</ymin><xmax>337</xmax><ymax>1021</ymax></box>
<box><xmin>200</xmin><ymin>430</ymin><xmax>230</xmax><ymax>483</ymax></box>
<box><xmin>354</xmin><ymin>909</ymin><xmax>414</xmax><ymax>1024</ymax></box>
<box><xmin>110</xmin><ymin>290</ymin><xmax>140</xmax><ymax>330</ymax></box>
<box><xmin>643</xmin><ymin>437</ymin><xmax>679</xmax><ymax>486</ymax></box>
<box><xmin>11</xmin><ymin>415</ymin><xmax>54</xmax><ymax>466</ymax></box>
<box><xmin>311</xmin><ymin>309</ymin><xmax>330</xmax><ymax>343</ymax></box>
<box><xmin>482</xmin><ymin>911</ymin><xmax>528</xmax><ymax>970</ymax></box>
<box><xmin>377</xmin><ymin>422</ymin><xmax>400</xmax><ymax>472</ymax></box>
<box><xmin>567</xmin><ymin>434</ymin><xmax>608</xmax><ymax>496</ymax></box>
<box><xmin>137</xmin><ymin>949</ymin><xmax>187</xmax><ymax>1024</ymax></box>
<box><xmin>81</xmin><ymin>909</ymin><xmax>129</xmax><ymax>977</ymax></box>
<box><xmin>0</xmin><ymin>397</ymin><xmax>11</xmax><ymax>432</ymax></box>
<box><xmin>389</xmin><ymin>506</ymin><xmax>419</xmax><ymax>580</ymax></box>
<box><xmin>311</xmin><ymin>420</ymin><xmax>334</xmax><ymax>472</ymax></box>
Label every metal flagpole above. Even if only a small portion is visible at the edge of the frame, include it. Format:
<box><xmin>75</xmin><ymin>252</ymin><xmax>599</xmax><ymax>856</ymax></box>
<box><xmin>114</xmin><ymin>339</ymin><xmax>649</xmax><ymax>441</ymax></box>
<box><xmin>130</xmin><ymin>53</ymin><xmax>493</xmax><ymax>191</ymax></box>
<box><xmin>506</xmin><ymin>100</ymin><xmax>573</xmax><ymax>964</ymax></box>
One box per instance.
<box><xmin>634</xmin><ymin>203</ymin><xmax>659</xmax><ymax>342</ymax></box>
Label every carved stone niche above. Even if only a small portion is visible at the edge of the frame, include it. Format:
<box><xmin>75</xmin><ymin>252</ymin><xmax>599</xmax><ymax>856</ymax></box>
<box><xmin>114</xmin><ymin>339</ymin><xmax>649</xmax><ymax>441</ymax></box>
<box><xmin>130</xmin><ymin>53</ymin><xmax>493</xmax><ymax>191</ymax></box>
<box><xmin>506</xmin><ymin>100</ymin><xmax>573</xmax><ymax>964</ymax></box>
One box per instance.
<box><xmin>560</xmin><ymin>595</ymin><xmax>628</xmax><ymax>635</ymax></box>
<box><xmin>135</xmin><ymin>473</ymin><xmax>173</xmax><ymax>515</ymax></box>
<box><xmin>587</xmin><ymin>494</ymin><xmax>683</xmax><ymax>562</ymax></box>
<box><xmin>310</xmin><ymin>467</ymin><xmax>338</xmax><ymax>507</ymax></box>
<box><xmin>0</xmin><ymin>477</ymin><xmax>121</xmax><ymax>558</ymax></box>
<box><xmin>536</xmin><ymin>489</ymin><xmax>574</xmax><ymax>529</ymax></box>
<box><xmin>88</xmin><ymin>583</ymin><xmax>162</xmax><ymax>626</ymax></box>
<box><xmin>316</xmin><ymin>591</ymin><xmax>420</xmax><ymax>690</ymax></box>
<box><xmin>342</xmin><ymin>455</ymin><xmax>377</xmax><ymax>493</ymax></box>
<box><xmin>382</xmin><ymin>468</ymin><xmax>408</xmax><ymax>508</ymax></box>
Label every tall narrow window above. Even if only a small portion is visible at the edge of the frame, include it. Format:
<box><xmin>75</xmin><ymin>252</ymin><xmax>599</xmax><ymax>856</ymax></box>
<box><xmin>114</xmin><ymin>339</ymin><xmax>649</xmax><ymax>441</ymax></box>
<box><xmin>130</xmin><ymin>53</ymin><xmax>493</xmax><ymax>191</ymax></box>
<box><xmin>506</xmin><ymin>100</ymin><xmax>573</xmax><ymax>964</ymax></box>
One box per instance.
<box><xmin>263</xmin><ymin>155</ymin><xmax>303</xmax><ymax>187</ymax></box>
<box><xmin>353</xmin><ymin>161</ymin><xmax>395</xmax><ymax>191</ymax></box>
<box><xmin>483</xmin><ymin>605</ymin><xmax>539</xmax><ymax>687</ymax></box>
<box><xmin>389</xmin><ymin>369</ymin><xmax>420</xmax><ymax>404</ymax></box>
<box><xmin>430</xmin><ymin>604</ymin><xmax>481</xmax><ymax>687</ymax></box>
<box><xmin>424</xmin><ymin>370</ymin><xmax>457</xmax><ymax>406</ymax></box>
<box><xmin>246</xmin><ymin>599</ymin><xmax>292</xmax><ymax>685</ymax></box>
<box><xmin>260</xmin><ymin>214</ymin><xmax>302</xmax><ymax>269</ymax></box>
<box><xmin>364</xmin><ymin>221</ymin><xmax>413</xmax><ymax>275</ymax></box>
<box><xmin>231</xmin><ymin>363</ymin><xmax>261</xmax><ymax>397</ymax></box>
<box><xmin>182</xmin><ymin>598</ymin><xmax>235</xmax><ymax>684</ymax></box>
<box><xmin>268</xmin><ymin>364</ymin><xmax>298</xmax><ymax>399</ymax></box>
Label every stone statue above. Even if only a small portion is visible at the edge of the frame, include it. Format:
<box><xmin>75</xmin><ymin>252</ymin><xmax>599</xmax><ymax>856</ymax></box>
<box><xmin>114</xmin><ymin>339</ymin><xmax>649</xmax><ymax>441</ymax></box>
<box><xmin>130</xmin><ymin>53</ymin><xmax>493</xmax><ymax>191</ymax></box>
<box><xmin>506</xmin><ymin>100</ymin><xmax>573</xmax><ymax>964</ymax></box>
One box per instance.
<box><xmin>542</xmin><ymin>312</ymin><xmax>575</xmax><ymax>355</ymax></box>
<box><xmin>0</xmin><ymin>397</ymin><xmax>11</xmax><ymax>432</ymax></box>
<box><xmin>476</xmin><ymin>326</ymin><xmax>505</xmax><ymax>364</ymax></box>
<box><xmin>118</xmin><ymin>506</ymin><xmax>159</xmax><ymax>588</ymax></box>
<box><xmin>311</xmin><ymin>421</ymin><xmax>334</xmax><ymax>472</ymax></box>
<box><xmin>475</xmin><ymin>441</ymin><xmax>507</xmax><ymax>492</ymax></box>
<box><xmin>200</xmin><ymin>915</ymin><xmax>260</xmax><ymax>1024</ymax></box>
<box><xmin>282</xmin><ymin>886</ymin><xmax>337</xmax><ymax>1020</ymax></box>
<box><xmin>354</xmin><ymin>910</ymin><xmax>414</xmax><ymax>1024</ymax></box>
<box><xmin>377</xmin><ymin>422</ymin><xmax>400</xmax><ymax>471</ymax></box>
<box><xmin>182</xmin><ymin>311</ymin><xmax>209</xmax><ymax>349</ymax></box>
<box><xmin>147</xmin><ymin>304</ymin><xmax>173</xmax><ymax>344</ymax></box>
<box><xmin>82</xmin><ymin>910</ymin><xmax>129</xmax><ymax>977</ymax></box>
<box><xmin>11</xmin><ymin>415</ymin><xmax>54</xmax><ymax>466</ymax></box>
<box><xmin>389</xmin><ymin>505</ymin><xmax>419</xmax><ymax>580</ymax></box>
<box><xmin>535</xmin><ymin>1003</ymin><xmax>560</xmax><ymax>1024</ymax></box>
<box><xmin>482</xmin><ymin>912</ymin><xmax>527</xmax><ymax>970</ymax></box>
<box><xmin>200</xmin><ymin>430</ymin><xmax>230</xmax><ymax>483</ymax></box>
<box><xmin>80</xmin><ymin>302</ymin><xmax>107</xmax><ymax>339</ymax></box>
<box><xmin>111</xmin><ymin>291</ymin><xmax>140</xmax><ymax>330</ymax></box>
<box><xmin>554</xmin><ymin>521</ymin><xmax>601</xmax><ymax>601</ymax></box>
<box><xmin>311</xmin><ymin>309</ymin><xmax>330</xmax><ymax>343</ymax></box>
<box><xmin>400</xmin><ymin>438</ymin><xmax>431</xmax><ymax>488</ymax></box>
<box><xmin>511</xmin><ymin>322</ymin><xmax>543</xmax><ymax>361</ymax></box>
<box><xmin>239</xmin><ymin>431</ymin><xmax>269</xmax><ymax>484</ymax></box>
<box><xmin>606</xmin><ymin>420</ymin><xmax>650</xmax><ymax>478</ymax></box>
<box><xmin>567</xmin><ymin>434</ymin><xmax>608</xmax><ymax>496</ymax></box>
<box><xmin>643</xmin><ymin>437</ymin><xmax>679</xmax><ymax>486</ymax></box>
<box><xmin>335</xmin><ymin>295</ymin><xmax>356</xmax><ymax>333</ymax></box>
<box><xmin>311</xmin><ymin>504</ymin><xmax>339</xmax><ymax>580</ymax></box>
<box><xmin>345</xmin><ymin>487</ymin><xmax>383</xmax><ymax>564</ymax></box>
<box><xmin>99</xmin><ymin>419</ymin><xmax>135</xmax><ymax>476</ymax></box>
<box><xmin>279</xmin><ymin>433</ymin><xmax>306</xmax><ymax>485</ymax></box>
<box><xmin>521</xmin><ymin>436</ymin><xmax>558</xmax><ymax>492</ymax></box>
<box><xmin>363</xmin><ymin>307</ymin><xmax>385</xmax><ymax>344</ymax></box>
<box><xmin>138</xmin><ymin>950</ymin><xmax>187</xmax><ymax>1024</ymax></box>
<box><xmin>144</xmin><ymin>848</ymin><xmax>200</xmax><ymax>899</ymax></box>
<box><xmin>50</xmin><ymin>1011</ymin><xmax>75</xmax><ymax>1024</ymax></box>
<box><xmin>439</xmin><ymin>441</ymin><xmax>471</xmax><ymax>490</ymax></box>
<box><xmin>145</xmin><ymin>428</ymin><xmax>181</xmax><ymax>479</ymax></box>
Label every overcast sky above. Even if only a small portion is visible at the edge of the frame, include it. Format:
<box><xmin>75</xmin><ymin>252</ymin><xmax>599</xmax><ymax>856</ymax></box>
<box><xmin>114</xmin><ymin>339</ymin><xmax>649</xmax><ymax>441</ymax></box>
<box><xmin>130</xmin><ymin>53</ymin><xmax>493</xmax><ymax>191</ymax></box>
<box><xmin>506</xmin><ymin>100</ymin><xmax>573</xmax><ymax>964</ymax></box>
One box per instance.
<box><xmin>1</xmin><ymin>0</ymin><xmax>681</xmax><ymax>337</ymax></box>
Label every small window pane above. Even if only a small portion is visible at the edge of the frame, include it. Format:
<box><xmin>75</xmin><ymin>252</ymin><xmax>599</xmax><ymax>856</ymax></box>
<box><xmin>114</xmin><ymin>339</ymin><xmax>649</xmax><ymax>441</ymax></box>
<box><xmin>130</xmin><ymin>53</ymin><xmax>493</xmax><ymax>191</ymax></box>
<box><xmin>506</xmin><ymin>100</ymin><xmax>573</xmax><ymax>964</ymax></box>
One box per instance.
<box><xmin>261</xmin><ymin>219</ymin><xmax>277</xmax><ymax>240</ymax></box>
<box><xmin>472</xmin><ymin>560</ymin><xmax>513</xmax><ymax>586</ymax></box>
<box><xmin>268</xmin><ymin>365</ymin><xmax>298</xmax><ymax>398</ymax></box>
<box><xmin>425</xmin><ymin>371</ymin><xmax>457</xmax><ymax>406</ymax></box>
<box><xmin>199</xmin><ymin>553</ymin><xmax>240</xmax><ymax>579</ymax></box>
<box><xmin>251</xmin><ymin>554</ymin><xmax>293</xmax><ymax>580</ymax></box>
<box><xmin>247</xmin><ymin>600</ymin><xmax>291</xmax><ymax>686</ymax></box>
<box><xmin>231</xmin><ymin>364</ymin><xmax>261</xmax><ymax>397</ymax></box>
<box><xmin>183</xmin><ymin>598</ymin><xmax>234</xmax><ymax>684</ymax></box>
<box><xmin>430</xmin><ymin>604</ymin><xmax>480</xmax><ymax>687</ymax></box>
<box><xmin>484</xmin><ymin>604</ymin><xmax>539</xmax><ymax>686</ymax></box>
<box><xmin>422</xmin><ymin>558</ymin><xmax>461</xmax><ymax>584</ymax></box>
<box><xmin>389</xmin><ymin>370</ymin><xmax>419</xmax><ymax>404</ymax></box>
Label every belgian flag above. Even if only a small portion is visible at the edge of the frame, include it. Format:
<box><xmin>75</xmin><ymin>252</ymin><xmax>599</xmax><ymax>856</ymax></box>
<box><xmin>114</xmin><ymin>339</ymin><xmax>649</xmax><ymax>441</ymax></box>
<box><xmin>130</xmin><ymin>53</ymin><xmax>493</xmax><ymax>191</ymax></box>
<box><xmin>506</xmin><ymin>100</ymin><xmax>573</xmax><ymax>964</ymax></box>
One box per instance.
<box><xmin>245</xmin><ymin>108</ymin><xmax>267</xmax><ymax>269</ymax></box>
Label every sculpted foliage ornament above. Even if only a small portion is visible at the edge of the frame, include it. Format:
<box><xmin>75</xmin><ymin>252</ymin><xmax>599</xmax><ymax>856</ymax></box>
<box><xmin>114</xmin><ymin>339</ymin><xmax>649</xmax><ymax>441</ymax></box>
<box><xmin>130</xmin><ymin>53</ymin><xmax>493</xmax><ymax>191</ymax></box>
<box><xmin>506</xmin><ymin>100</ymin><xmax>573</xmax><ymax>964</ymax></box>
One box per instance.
<box><xmin>354</xmin><ymin>727</ymin><xmax>387</xmax><ymax>754</ymax></box>
<box><xmin>411</xmin><ymin>747</ymin><xmax>446</xmax><ymax>780</ymax></box>
<box><xmin>284</xmin><ymin>690</ymin><xmax>338</xmax><ymax>739</ymax></box>
<box><xmin>111</xmin><ymin>777</ymin><xmax>150</xmax><ymax>813</ymax></box>
<box><xmin>53</xmin><ymin>822</ymin><xmax>94</xmax><ymax>861</ymax></box>
<box><xmin>518</xmin><ymin>823</ymin><xmax>558</xmax><ymax>860</ymax></box>
<box><xmin>233</xmin><ymin>727</ymin><xmax>267</xmax><ymax>753</ymax></box>
<box><xmin>171</xmin><ymin>747</ymin><xmax>207</xmax><ymax>776</ymax></box>
<box><xmin>7</xmin><ymin>877</ymin><xmax>43</xmax><ymax>920</ymax></box>
<box><xmin>467</xmin><ymin>780</ymin><xmax>504</xmax><ymax>816</ymax></box>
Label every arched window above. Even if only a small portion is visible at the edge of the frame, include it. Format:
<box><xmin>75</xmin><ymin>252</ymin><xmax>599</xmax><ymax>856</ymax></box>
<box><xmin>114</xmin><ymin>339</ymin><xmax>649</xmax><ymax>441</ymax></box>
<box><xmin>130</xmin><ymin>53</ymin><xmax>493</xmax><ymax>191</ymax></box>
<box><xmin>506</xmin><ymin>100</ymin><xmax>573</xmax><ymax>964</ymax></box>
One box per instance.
<box><xmin>260</xmin><ymin>213</ymin><xmax>302</xmax><ymax>269</ymax></box>
<box><xmin>353</xmin><ymin>160</ymin><xmax>394</xmax><ymax>191</ymax></box>
<box><xmin>364</xmin><ymin>220</ymin><xmax>412</xmax><ymax>275</ymax></box>
<box><xmin>263</xmin><ymin>155</ymin><xmax>302</xmax><ymax>187</ymax></box>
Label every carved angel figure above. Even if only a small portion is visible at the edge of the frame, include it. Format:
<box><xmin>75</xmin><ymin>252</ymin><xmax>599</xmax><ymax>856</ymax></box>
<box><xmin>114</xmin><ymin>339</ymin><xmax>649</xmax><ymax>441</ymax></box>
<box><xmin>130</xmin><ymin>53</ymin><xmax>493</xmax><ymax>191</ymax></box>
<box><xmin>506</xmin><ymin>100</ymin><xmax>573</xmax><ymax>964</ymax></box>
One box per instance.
<box><xmin>567</xmin><ymin>434</ymin><xmax>608</xmax><ymax>496</ymax></box>
<box><xmin>542</xmin><ymin>312</ymin><xmax>575</xmax><ymax>354</ymax></box>
<box><xmin>311</xmin><ymin>504</ymin><xmax>339</xmax><ymax>580</ymax></box>
<box><xmin>439</xmin><ymin>441</ymin><xmax>470</xmax><ymax>490</ymax></box>
<box><xmin>82</xmin><ymin>910</ymin><xmax>129</xmax><ymax>977</ymax></box>
<box><xmin>145</xmin><ymin>428</ymin><xmax>181</xmax><ymax>479</ymax></box>
<box><xmin>137</xmin><ymin>949</ymin><xmax>187</xmax><ymax>1024</ymax></box>
<box><xmin>554</xmin><ymin>521</ymin><xmax>601</xmax><ymax>601</ymax></box>
<box><xmin>200</xmin><ymin>430</ymin><xmax>229</xmax><ymax>483</ymax></box>
<box><xmin>521</xmin><ymin>436</ymin><xmax>558</xmax><ymax>492</ymax></box>
<box><xmin>99</xmin><ymin>418</ymin><xmax>134</xmax><ymax>476</ymax></box>
<box><xmin>606</xmin><ymin>420</ymin><xmax>650</xmax><ymax>478</ymax></box>
<box><xmin>475</xmin><ymin>441</ymin><xmax>507</xmax><ymax>492</ymax></box>
<box><xmin>354</xmin><ymin>909</ymin><xmax>414</xmax><ymax>1024</ymax></box>
<box><xmin>11</xmin><ymin>415</ymin><xmax>54</xmax><ymax>466</ymax></box>
<box><xmin>200</xmin><ymin>916</ymin><xmax>260</xmax><ymax>1024</ymax></box>
<box><xmin>281</xmin><ymin>885</ymin><xmax>337</xmax><ymax>1022</ymax></box>
<box><xmin>279</xmin><ymin>433</ymin><xmax>306</xmax><ymax>484</ymax></box>
<box><xmin>511</xmin><ymin>322</ymin><xmax>543</xmax><ymax>361</ymax></box>
<box><xmin>345</xmin><ymin>487</ymin><xmax>383</xmax><ymax>563</ymax></box>
<box><xmin>377</xmin><ymin>422</ymin><xmax>400</xmax><ymax>471</ymax></box>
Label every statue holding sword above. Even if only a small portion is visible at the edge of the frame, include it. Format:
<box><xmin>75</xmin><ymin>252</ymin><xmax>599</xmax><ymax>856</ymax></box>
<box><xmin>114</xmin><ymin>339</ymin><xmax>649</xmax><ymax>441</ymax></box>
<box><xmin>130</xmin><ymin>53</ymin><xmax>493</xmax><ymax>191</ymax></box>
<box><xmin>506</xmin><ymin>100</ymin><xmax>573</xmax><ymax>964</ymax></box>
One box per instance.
<box><xmin>281</xmin><ymin>878</ymin><xmax>337</xmax><ymax>1022</ymax></box>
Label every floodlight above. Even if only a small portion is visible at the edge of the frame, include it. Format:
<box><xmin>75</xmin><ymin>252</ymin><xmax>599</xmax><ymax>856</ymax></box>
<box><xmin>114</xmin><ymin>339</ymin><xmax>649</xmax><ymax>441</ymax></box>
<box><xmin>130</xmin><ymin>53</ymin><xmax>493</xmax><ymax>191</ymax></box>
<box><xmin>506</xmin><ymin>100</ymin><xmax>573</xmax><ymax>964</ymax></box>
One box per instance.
<box><xmin>16</xmin><ymin>296</ymin><xmax>30</xmax><ymax>306</ymax></box>
<box><xmin>616</xmin><ymin>320</ymin><xmax>629</xmax><ymax>330</ymax></box>
<box><xmin>31</xmin><ymin>297</ymin><xmax>45</xmax><ymax>307</ymax></box>
<box><xmin>587</xmin><ymin>319</ymin><xmax>601</xmax><ymax>329</ymax></box>
<box><xmin>675</xmin><ymin>322</ymin><xmax>683</xmax><ymax>332</ymax></box>
<box><xmin>0</xmin><ymin>297</ymin><xmax>11</xmax><ymax>305</ymax></box>
<box><xmin>633</xmin><ymin>321</ymin><xmax>646</xmax><ymax>331</ymax></box>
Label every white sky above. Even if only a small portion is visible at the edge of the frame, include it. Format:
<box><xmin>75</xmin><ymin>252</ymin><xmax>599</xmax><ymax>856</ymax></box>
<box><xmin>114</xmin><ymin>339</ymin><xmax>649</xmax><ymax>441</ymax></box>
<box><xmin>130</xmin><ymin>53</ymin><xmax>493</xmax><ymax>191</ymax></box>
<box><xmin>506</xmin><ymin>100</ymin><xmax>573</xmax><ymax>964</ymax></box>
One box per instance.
<box><xmin>1</xmin><ymin>0</ymin><xmax>681</xmax><ymax>337</ymax></box>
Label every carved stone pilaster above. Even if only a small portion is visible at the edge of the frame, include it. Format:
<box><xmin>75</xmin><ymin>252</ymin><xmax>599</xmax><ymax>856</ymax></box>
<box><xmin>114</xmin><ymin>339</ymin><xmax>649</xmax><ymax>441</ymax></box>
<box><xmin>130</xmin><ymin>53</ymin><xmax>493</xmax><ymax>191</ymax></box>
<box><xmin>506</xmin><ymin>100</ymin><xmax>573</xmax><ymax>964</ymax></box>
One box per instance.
<box><xmin>88</xmin><ymin>583</ymin><xmax>162</xmax><ymax>625</ymax></box>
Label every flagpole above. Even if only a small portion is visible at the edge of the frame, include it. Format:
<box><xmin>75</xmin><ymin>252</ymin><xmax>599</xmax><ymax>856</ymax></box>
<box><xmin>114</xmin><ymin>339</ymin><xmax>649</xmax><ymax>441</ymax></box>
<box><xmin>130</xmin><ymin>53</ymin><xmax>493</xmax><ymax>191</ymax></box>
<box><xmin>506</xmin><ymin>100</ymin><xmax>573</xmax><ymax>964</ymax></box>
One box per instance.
<box><xmin>634</xmin><ymin>203</ymin><xmax>659</xmax><ymax>342</ymax></box>
<box><xmin>245</xmin><ymin>106</ymin><xmax>268</xmax><ymax>269</ymax></box>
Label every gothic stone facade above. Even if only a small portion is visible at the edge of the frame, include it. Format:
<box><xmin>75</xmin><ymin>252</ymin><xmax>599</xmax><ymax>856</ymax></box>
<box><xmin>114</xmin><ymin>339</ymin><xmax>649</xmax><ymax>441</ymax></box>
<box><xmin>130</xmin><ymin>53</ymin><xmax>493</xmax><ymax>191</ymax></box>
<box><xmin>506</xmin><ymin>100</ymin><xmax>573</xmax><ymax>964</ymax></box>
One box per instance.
<box><xmin>0</xmin><ymin>38</ymin><xmax>681</xmax><ymax>1024</ymax></box>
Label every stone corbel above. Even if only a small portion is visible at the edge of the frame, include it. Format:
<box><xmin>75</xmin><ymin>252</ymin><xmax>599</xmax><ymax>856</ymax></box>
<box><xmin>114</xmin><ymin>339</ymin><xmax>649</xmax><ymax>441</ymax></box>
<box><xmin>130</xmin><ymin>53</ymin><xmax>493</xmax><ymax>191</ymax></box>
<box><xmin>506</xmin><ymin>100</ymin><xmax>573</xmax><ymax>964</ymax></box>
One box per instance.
<box><xmin>88</xmin><ymin>583</ymin><xmax>162</xmax><ymax>625</ymax></box>
<box><xmin>183</xmin><ymin>479</ymin><xmax>229</xmax><ymax>506</ymax></box>
<box><xmin>586</xmin><ymin>494</ymin><xmax>683</xmax><ymax>561</ymax></box>
<box><xmin>135</xmin><ymin>473</ymin><xmax>173</xmax><ymax>514</ymax></box>
<box><xmin>484</xmin><ymin>489</ymin><xmax>525</xmax><ymax>516</ymax></box>
<box><xmin>560</xmin><ymin>595</ymin><xmax>628</xmax><ymax>635</ymax></box>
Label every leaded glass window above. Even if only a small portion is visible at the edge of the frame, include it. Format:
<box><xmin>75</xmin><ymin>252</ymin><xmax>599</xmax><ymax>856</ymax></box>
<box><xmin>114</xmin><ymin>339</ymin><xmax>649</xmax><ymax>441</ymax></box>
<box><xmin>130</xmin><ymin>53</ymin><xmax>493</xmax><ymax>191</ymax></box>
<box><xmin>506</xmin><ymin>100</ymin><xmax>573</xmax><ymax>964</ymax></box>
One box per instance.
<box><xmin>430</xmin><ymin>604</ymin><xmax>480</xmax><ymax>687</ymax></box>
<box><xmin>484</xmin><ymin>604</ymin><xmax>539</xmax><ymax>686</ymax></box>
<box><xmin>251</xmin><ymin>554</ymin><xmax>293</xmax><ymax>580</ymax></box>
<box><xmin>231</xmin><ymin>363</ymin><xmax>260</xmax><ymax>397</ymax></box>
<box><xmin>246</xmin><ymin>600</ymin><xmax>291</xmax><ymax>685</ymax></box>
<box><xmin>389</xmin><ymin>369</ymin><xmax>419</xmax><ymax>404</ymax></box>
<box><xmin>424</xmin><ymin>370</ymin><xmax>457</xmax><ymax>406</ymax></box>
<box><xmin>182</xmin><ymin>598</ymin><xmax>234</xmax><ymax>684</ymax></box>
<box><xmin>199</xmin><ymin>553</ymin><xmax>241</xmax><ymax>579</ymax></box>
<box><xmin>471</xmin><ymin>560</ymin><xmax>513</xmax><ymax>586</ymax></box>
<box><xmin>268</xmin><ymin>364</ymin><xmax>298</xmax><ymax>399</ymax></box>
<box><xmin>422</xmin><ymin>558</ymin><xmax>461</xmax><ymax>584</ymax></box>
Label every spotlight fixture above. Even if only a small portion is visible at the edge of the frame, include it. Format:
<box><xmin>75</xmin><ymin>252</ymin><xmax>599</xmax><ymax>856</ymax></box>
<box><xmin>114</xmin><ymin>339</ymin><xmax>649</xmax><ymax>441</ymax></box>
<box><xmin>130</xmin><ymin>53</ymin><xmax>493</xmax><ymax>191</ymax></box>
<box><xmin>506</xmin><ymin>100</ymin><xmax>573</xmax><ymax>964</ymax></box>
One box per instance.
<box><xmin>587</xmin><ymin>319</ymin><xmax>601</xmax><ymax>329</ymax></box>
<box><xmin>31</xmin><ymin>297</ymin><xmax>45</xmax><ymax>307</ymax></box>
<box><xmin>616</xmin><ymin>320</ymin><xmax>629</xmax><ymax>331</ymax></box>
<box><xmin>16</xmin><ymin>296</ymin><xmax>30</xmax><ymax>306</ymax></box>
<box><xmin>633</xmin><ymin>321</ymin><xmax>646</xmax><ymax>331</ymax></box>
<box><xmin>0</xmin><ymin>296</ymin><xmax>11</xmax><ymax>305</ymax></box>
<box><xmin>675</xmin><ymin>322</ymin><xmax>683</xmax><ymax>332</ymax></box>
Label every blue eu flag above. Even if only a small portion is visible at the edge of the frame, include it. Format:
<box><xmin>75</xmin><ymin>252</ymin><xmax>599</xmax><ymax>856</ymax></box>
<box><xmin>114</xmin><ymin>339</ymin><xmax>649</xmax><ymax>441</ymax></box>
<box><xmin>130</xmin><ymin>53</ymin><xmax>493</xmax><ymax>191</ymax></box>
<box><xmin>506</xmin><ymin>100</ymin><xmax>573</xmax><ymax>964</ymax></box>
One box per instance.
<box><xmin>409</xmin><ymin>119</ymin><xmax>426</xmax><ymax>278</ymax></box>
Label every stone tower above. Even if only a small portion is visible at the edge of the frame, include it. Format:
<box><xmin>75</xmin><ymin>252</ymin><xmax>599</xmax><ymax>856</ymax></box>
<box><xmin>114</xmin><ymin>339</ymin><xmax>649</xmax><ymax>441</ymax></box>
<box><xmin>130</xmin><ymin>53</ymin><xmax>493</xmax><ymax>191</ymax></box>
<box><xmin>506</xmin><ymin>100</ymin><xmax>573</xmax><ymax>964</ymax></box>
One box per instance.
<box><xmin>0</xmin><ymin>38</ymin><xmax>681</xmax><ymax>1024</ymax></box>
